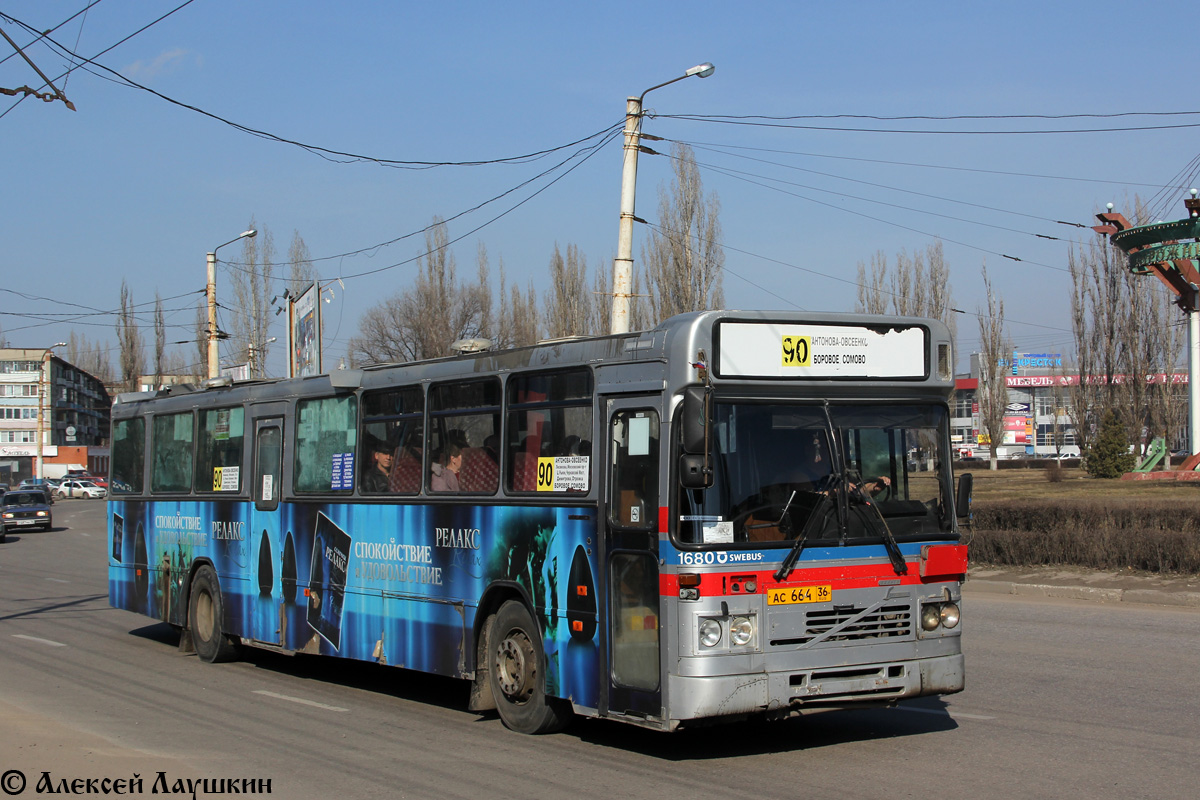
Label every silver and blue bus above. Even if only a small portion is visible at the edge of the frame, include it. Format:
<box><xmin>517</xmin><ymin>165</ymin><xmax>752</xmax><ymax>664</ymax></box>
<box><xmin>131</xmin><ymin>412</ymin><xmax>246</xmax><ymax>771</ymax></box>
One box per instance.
<box><xmin>107</xmin><ymin>310</ymin><xmax>970</xmax><ymax>734</ymax></box>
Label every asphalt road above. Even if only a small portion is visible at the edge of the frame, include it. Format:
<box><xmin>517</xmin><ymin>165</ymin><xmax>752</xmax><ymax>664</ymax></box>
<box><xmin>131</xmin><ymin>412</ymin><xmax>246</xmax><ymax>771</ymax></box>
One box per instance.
<box><xmin>1</xmin><ymin>502</ymin><xmax>1197</xmax><ymax>799</ymax></box>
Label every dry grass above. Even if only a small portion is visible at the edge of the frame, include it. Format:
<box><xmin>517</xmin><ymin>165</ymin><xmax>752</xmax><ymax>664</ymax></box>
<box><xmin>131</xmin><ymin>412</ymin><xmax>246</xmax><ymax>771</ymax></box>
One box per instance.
<box><xmin>960</xmin><ymin>466</ymin><xmax>1200</xmax><ymax>574</ymax></box>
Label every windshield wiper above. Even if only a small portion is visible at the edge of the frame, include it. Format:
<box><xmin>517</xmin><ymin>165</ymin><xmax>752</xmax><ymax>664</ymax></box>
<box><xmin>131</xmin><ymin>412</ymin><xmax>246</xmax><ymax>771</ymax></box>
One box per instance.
<box><xmin>846</xmin><ymin>474</ymin><xmax>908</xmax><ymax>576</ymax></box>
<box><xmin>773</xmin><ymin>491</ymin><xmax>827</xmax><ymax>583</ymax></box>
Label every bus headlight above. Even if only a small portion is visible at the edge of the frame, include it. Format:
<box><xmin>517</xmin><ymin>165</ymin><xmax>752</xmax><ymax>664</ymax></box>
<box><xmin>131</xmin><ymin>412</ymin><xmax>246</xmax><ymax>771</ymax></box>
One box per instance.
<box><xmin>939</xmin><ymin>602</ymin><xmax>960</xmax><ymax>628</ymax></box>
<box><xmin>699</xmin><ymin>618</ymin><xmax>722</xmax><ymax>648</ymax></box>
<box><xmin>729</xmin><ymin>616</ymin><xmax>754</xmax><ymax>646</ymax></box>
<box><xmin>921</xmin><ymin>604</ymin><xmax>942</xmax><ymax>631</ymax></box>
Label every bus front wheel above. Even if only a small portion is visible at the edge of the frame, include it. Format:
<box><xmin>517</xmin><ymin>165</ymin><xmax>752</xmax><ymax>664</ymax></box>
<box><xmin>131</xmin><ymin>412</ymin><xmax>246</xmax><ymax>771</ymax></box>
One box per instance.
<box><xmin>188</xmin><ymin>566</ymin><xmax>239</xmax><ymax>663</ymax></box>
<box><xmin>488</xmin><ymin>600</ymin><xmax>571</xmax><ymax>734</ymax></box>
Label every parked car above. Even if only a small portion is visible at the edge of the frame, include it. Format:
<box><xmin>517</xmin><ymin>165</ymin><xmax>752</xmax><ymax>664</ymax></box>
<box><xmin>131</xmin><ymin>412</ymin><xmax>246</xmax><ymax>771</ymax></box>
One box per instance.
<box><xmin>68</xmin><ymin>473</ymin><xmax>107</xmax><ymax>489</ymax></box>
<box><xmin>1</xmin><ymin>489</ymin><xmax>53</xmax><ymax>539</ymax></box>
<box><xmin>56</xmin><ymin>479</ymin><xmax>107</xmax><ymax>499</ymax></box>
<box><xmin>18</xmin><ymin>479</ymin><xmax>56</xmax><ymax>503</ymax></box>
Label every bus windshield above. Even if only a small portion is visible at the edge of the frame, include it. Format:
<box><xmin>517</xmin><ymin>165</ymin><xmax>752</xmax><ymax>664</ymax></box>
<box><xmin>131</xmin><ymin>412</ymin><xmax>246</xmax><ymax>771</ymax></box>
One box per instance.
<box><xmin>676</xmin><ymin>402</ymin><xmax>954</xmax><ymax>546</ymax></box>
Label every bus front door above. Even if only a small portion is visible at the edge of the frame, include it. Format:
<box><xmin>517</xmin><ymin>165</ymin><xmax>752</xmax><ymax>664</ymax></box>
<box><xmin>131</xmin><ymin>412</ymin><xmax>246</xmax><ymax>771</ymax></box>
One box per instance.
<box><xmin>604</xmin><ymin>399</ymin><xmax>663</xmax><ymax>722</ymax></box>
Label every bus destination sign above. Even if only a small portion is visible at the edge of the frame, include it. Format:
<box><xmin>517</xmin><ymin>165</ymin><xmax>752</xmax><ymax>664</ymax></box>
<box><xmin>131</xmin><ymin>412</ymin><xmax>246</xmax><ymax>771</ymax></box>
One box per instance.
<box><xmin>717</xmin><ymin>322</ymin><xmax>926</xmax><ymax>379</ymax></box>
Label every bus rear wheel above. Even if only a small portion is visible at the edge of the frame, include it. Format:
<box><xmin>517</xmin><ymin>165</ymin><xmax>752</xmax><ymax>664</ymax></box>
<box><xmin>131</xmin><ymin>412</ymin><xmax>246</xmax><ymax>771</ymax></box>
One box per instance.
<box><xmin>488</xmin><ymin>600</ymin><xmax>571</xmax><ymax>734</ymax></box>
<box><xmin>188</xmin><ymin>565</ymin><xmax>239</xmax><ymax>663</ymax></box>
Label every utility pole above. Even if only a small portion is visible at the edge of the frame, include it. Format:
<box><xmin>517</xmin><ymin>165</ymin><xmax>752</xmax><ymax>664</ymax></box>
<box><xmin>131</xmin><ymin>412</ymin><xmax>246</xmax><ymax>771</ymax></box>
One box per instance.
<box><xmin>610</xmin><ymin>63</ymin><xmax>714</xmax><ymax>335</ymax></box>
<box><xmin>206</xmin><ymin>229</ymin><xmax>256</xmax><ymax>379</ymax></box>
<box><xmin>207</xmin><ymin>250</ymin><xmax>219</xmax><ymax>379</ymax></box>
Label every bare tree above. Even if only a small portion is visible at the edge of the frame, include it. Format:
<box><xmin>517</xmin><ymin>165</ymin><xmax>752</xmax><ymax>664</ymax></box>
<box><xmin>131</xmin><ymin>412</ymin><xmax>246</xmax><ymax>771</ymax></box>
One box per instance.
<box><xmin>589</xmin><ymin>264</ymin><xmax>611</xmax><ymax>337</ymax></box>
<box><xmin>855</xmin><ymin>251</ymin><xmax>888</xmax><ymax>315</ymax></box>
<box><xmin>543</xmin><ymin>243</ymin><xmax>593</xmax><ymax>338</ymax></box>
<box><xmin>286</xmin><ymin>230</ymin><xmax>317</xmax><ymax>297</ymax></box>
<box><xmin>1066</xmin><ymin>232</ymin><xmax>1136</xmax><ymax>454</ymax></box>
<box><xmin>475</xmin><ymin>242</ymin><xmax>495</xmax><ymax>346</ymax></box>
<box><xmin>641</xmin><ymin>143</ymin><xmax>724</xmax><ymax>326</ymax></box>
<box><xmin>66</xmin><ymin>332</ymin><xmax>113</xmax><ymax>383</ymax></box>
<box><xmin>347</xmin><ymin>218</ymin><xmax>490</xmax><ymax>364</ymax></box>
<box><xmin>505</xmin><ymin>276</ymin><xmax>540</xmax><ymax>349</ymax></box>
<box><xmin>115</xmin><ymin>280</ymin><xmax>144</xmax><ymax>393</ymax></box>
<box><xmin>857</xmin><ymin>241</ymin><xmax>957</xmax><ymax>363</ymax></box>
<box><xmin>977</xmin><ymin>264</ymin><xmax>1010</xmax><ymax>470</ymax></box>
<box><xmin>485</xmin><ymin>252</ymin><xmax>541</xmax><ymax>350</ymax></box>
<box><xmin>152</xmin><ymin>292</ymin><xmax>166</xmax><ymax>390</ymax></box>
<box><xmin>228</xmin><ymin>217</ymin><xmax>276</xmax><ymax>378</ymax></box>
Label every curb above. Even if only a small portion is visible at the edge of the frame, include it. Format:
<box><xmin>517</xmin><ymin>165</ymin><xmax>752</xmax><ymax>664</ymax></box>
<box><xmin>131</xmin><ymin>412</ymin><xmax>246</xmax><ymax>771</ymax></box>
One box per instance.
<box><xmin>964</xmin><ymin>580</ymin><xmax>1200</xmax><ymax>609</ymax></box>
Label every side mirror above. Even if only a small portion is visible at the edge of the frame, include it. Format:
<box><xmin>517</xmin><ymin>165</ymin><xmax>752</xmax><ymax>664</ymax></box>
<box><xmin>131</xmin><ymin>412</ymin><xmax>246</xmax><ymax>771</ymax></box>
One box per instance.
<box><xmin>679</xmin><ymin>387</ymin><xmax>712</xmax><ymax>489</ymax></box>
<box><xmin>681</xmin><ymin>386</ymin><xmax>710</xmax><ymax>455</ymax></box>
<box><xmin>955</xmin><ymin>473</ymin><xmax>973</xmax><ymax>519</ymax></box>
<box><xmin>679</xmin><ymin>453</ymin><xmax>711</xmax><ymax>489</ymax></box>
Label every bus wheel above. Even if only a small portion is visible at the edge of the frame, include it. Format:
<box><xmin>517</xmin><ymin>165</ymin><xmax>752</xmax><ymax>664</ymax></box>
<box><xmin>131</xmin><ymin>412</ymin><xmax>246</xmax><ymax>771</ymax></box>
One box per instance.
<box><xmin>488</xmin><ymin>600</ymin><xmax>571</xmax><ymax>734</ymax></box>
<box><xmin>188</xmin><ymin>566</ymin><xmax>239</xmax><ymax>663</ymax></box>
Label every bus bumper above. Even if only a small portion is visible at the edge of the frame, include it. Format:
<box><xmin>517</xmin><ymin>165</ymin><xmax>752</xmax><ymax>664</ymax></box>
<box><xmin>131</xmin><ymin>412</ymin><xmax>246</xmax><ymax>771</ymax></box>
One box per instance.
<box><xmin>666</xmin><ymin>652</ymin><xmax>964</xmax><ymax>723</ymax></box>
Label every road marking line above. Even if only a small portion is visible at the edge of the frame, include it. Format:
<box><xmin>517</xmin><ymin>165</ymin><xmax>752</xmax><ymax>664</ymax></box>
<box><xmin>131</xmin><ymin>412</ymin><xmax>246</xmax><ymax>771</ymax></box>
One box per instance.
<box><xmin>899</xmin><ymin>705</ymin><xmax>995</xmax><ymax>721</ymax></box>
<box><xmin>12</xmin><ymin>634</ymin><xmax>67</xmax><ymax>648</ymax></box>
<box><xmin>253</xmin><ymin>690</ymin><xmax>347</xmax><ymax>712</ymax></box>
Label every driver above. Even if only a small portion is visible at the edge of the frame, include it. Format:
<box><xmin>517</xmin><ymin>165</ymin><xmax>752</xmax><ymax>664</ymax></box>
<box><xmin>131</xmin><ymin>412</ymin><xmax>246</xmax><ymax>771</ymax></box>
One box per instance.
<box><xmin>792</xmin><ymin>431</ymin><xmax>890</xmax><ymax>497</ymax></box>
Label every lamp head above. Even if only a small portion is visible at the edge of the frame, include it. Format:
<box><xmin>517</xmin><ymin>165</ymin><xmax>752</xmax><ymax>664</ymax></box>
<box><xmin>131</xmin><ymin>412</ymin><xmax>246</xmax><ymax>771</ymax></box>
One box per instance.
<box><xmin>241</xmin><ymin>229</ymin><xmax>257</xmax><ymax>239</ymax></box>
<box><xmin>687</xmin><ymin>62</ymin><xmax>715</xmax><ymax>79</ymax></box>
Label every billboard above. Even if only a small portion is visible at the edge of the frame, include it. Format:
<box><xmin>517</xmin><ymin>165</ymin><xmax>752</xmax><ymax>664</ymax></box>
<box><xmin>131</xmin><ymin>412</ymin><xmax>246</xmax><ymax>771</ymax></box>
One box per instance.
<box><xmin>289</xmin><ymin>281</ymin><xmax>322</xmax><ymax>378</ymax></box>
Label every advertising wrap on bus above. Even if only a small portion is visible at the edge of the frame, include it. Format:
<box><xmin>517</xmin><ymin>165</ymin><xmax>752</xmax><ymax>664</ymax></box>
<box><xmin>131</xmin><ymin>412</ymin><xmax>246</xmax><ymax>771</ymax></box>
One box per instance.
<box><xmin>109</xmin><ymin>499</ymin><xmax>600</xmax><ymax>709</ymax></box>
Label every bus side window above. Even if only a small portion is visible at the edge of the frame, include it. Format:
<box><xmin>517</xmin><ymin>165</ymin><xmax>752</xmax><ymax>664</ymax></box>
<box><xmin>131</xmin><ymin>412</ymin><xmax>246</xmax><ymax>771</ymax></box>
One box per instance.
<box><xmin>610</xmin><ymin>410</ymin><xmax>659</xmax><ymax>529</ymax></box>
<box><xmin>111</xmin><ymin>417</ymin><xmax>145</xmax><ymax>495</ymax></box>
<box><xmin>294</xmin><ymin>395</ymin><xmax>357</xmax><ymax>493</ymax></box>
<box><xmin>254</xmin><ymin>425</ymin><xmax>282</xmax><ymax>510</ymax></box>
<box><xmin>361</xmin><ymin>387</ymin><xmax>424</xmax><ymax>495</ymax></box>
<box><xmin>151</xmin><ymin>412</ymin><xmax>194</xmax><ymax>494</ymax></box>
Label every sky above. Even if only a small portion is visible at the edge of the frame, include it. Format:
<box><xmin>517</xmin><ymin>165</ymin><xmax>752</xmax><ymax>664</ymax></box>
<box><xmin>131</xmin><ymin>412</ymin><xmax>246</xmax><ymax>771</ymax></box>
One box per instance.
<box><xmin>3</xmin><ymin>0</ymin><xmax>1199</xmax><ymax>379</ymax></box>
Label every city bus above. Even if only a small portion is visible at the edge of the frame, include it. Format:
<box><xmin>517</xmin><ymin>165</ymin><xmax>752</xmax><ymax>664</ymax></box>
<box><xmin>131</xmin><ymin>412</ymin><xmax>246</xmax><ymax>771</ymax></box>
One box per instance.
<box><xmin>107</xmin><ymin>310</ymin><xmax>971</xmax><ymax>734</ymax></box>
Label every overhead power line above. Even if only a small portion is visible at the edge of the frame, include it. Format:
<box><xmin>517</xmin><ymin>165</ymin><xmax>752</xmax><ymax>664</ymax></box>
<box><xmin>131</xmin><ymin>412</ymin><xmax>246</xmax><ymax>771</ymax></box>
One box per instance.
<box><xmin>222</xmin><ymin>124</ymin><xmax>623</xmax><ymax>276</ymax></box>
<box><xmin>0</xmin><ymin>10</ymin><xmax>622</xmax><ymax>170</ymax></box>
<box><xmin>654</xmin><ymin>112</ymin><xmax>1200</xmax><ymax>136</ymax></box>
<box><xmin>672</xmin><ymin>140</ymin><xmax>1176</xmax><ymax>190</ymax></box>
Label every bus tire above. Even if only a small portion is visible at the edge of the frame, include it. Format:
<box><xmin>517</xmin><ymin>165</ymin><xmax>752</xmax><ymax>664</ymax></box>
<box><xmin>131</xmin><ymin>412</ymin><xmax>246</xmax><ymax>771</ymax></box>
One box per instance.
<box><xmin>488</xmin><ymin>600</ymin><xmax>571</xmax><ymax>734</ymax></box>
<box><xmin>188</xmin><ymin>566</ymin><xmax>239</xmax><ymax>663</ymax></box>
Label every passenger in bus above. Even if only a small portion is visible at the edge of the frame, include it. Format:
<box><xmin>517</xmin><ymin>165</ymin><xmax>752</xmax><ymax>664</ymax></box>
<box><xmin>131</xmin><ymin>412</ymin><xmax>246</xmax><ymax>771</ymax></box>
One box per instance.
<box><xmin>482</xmin><ymin>434</ymin><xmax>500</xmax><ymax>464</ymax></box>
<box><xmin>361</xmin><ymin>440</ymin><xmax>393</xmax><ymax>493</ymax></box>
<box><xmin>431</xmin><ymin>442</ymin><xmax>462</xmax><ymax>491</ymax></box>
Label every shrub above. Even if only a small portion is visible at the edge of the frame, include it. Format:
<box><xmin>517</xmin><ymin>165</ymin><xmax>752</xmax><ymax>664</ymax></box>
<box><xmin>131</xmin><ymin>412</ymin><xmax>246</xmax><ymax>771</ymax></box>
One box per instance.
<box><xmin>970</xmin><ymin>497</ymin><xmax>1200</xmax><ymax>573</ymax></box>
<box><xmin>1045</xmin><ymin>461</ymin><xmax>1064</xmax><ymax>483</ymax></box>
<box><xmin>1085</xmin><ymin>411</ymin><xmax>1137</xmax><ymax>479</ymax></box>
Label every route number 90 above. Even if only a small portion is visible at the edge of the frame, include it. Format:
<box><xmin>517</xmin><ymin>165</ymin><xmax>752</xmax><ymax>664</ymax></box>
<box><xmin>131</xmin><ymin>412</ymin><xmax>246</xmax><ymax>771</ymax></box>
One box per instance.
<box><xmin>781</xmin><ymin>335</ymin><xmax>811</xmax><ymax>367</ymax></box>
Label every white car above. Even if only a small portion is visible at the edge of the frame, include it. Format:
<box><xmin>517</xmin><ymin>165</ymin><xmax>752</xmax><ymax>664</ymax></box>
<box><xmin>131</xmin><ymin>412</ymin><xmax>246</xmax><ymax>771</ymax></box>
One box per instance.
<box><xmin>57</xmin><ymin>480</ymin><xmax>107</xmax><ymax>499</ymax></box>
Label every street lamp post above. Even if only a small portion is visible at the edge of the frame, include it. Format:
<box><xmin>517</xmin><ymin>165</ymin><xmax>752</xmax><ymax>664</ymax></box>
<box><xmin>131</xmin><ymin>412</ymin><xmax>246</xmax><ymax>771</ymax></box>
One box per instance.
<box><xmin>610</xmin><ymin>62</ymin><xmax>714</xmax><ymax>335</ymax></box>
<box><xmin>35</xmin><ymin>342</ymin><xmax>66</xmax><ymax>480</ymax></box>
<box><xmin>207</xmin><ymin>229</ymin><xmax>257</xmax><ymax>379</ymax></box>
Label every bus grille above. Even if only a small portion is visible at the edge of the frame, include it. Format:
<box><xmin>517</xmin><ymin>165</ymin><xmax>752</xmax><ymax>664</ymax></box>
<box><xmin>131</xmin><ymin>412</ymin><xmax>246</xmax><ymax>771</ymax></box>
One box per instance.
<box><xmin>770</xmin><ymin>604</ymin><xmax>912</xmax><ymax>647</ymax></box>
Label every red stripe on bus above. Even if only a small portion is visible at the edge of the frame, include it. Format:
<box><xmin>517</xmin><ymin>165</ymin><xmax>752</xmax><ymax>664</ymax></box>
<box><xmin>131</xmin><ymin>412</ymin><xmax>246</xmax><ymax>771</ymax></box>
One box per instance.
<box><xmin>659</xmin><ymin>557</ymin><xmax>964</xmax><ymax>597</ymax></box>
